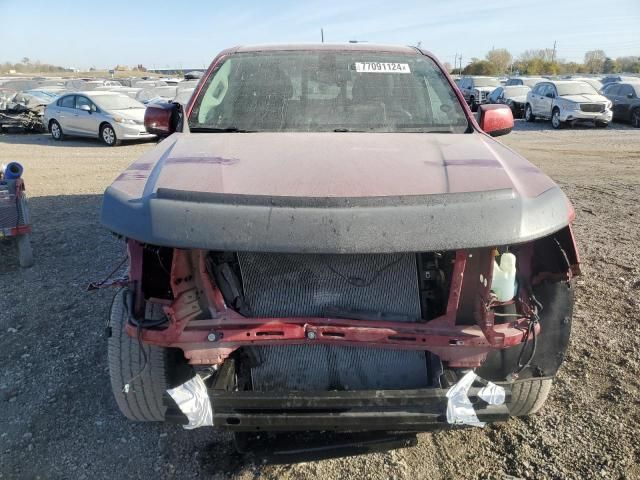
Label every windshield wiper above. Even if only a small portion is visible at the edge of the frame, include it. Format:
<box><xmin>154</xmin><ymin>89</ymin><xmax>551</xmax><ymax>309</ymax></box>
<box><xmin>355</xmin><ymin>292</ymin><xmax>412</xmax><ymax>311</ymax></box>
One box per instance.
<box><xmin>190</xmin><ymin>127</ymin><xmax>257</xmax><ymax>133</ymax></box>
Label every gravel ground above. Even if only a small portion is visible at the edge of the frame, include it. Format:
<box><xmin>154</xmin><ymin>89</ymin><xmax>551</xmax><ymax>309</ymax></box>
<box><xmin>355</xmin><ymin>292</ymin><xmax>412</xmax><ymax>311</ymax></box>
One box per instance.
<box><xmin>0</xmin><ymin>119</ymin><xmax>639</xmax><ymax>479</ymax></box>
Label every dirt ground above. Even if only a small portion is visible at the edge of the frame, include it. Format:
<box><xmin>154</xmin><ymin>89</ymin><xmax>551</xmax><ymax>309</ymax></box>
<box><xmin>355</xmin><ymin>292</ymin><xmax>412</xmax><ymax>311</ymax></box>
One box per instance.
<box><xmin>1</xmin><ymin>120</ymin><xmax>639</xmax><ymax>480</ymax></box>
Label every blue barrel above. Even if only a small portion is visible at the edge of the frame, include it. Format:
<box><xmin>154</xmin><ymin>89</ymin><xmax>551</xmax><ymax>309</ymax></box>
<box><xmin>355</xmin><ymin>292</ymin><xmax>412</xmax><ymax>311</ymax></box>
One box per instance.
<box><xmin>3</xmin><ymin>162</ymin><xmax>23</xmax><ymax>180</ymax></box>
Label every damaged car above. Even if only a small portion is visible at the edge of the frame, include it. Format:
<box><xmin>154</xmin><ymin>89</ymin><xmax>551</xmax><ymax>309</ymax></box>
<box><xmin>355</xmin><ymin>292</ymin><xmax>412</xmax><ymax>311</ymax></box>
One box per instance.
<box><xmin>101</xmin><ymin>44</ymin><xmax>579</xmax><ymax>447</ymax></box>
<box><xmin>485</xmin><ymin>85</ymin><xmax>531</xmax><ymax>118</ymax></box>
<box><xmin>0</xmin><ymin>90</ymin><xmax>50</xmax><ymax>133</ymax></box>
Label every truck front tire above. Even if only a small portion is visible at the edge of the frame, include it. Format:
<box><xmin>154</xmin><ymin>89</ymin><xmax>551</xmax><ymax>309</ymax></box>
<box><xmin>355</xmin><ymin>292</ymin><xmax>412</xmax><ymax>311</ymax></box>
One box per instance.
<box><xmin>507</xmin><ymin>378</ymin><xmax>553</xmax><ymax>416</ymax></box>
<box><xmin>107</xmin><ymin>289</ymin><xmax>189</xmax><ymax>422</ymax></box>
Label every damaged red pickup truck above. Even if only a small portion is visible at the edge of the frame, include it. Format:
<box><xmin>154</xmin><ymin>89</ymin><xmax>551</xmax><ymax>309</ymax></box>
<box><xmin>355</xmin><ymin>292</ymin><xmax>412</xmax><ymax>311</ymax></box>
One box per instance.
<box><xmin>102</xmin><ymin>44</ymin><xmax>578</xmax><ymax>446</ymax></box>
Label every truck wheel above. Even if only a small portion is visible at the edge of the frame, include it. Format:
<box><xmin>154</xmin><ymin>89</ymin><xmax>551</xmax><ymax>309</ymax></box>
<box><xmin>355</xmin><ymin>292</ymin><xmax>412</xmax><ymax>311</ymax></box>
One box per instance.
<box><xmin>551</xmin><ymin>108</ymin><xmax>563</xmax><ymax>129</ymax></box>
<box><xmin>507</xmin><ymin>378</ymin><xmax>552</xmax><ymax>416</ymax></box>
<box><xmin>108</xmin><ymin>288</ymin><xmax>186</xmax><ymax>422</ymax></box>
<box><xmin>525</xmin><ymin>104</ymin><xmax>535</xmax><ymax>122</ymax></box>
<box><xmin>16</xmin><ymin>234</ymin><xmax>34</xmax><ymax>268</ymax></box>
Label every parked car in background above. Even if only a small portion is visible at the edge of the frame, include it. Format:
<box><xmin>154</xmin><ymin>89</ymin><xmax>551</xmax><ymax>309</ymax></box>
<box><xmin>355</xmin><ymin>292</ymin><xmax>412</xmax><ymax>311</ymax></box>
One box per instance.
<box><xmin>94</xmin><ymin>86</ymin><xmax>144</xmax><ymax>99</ymax></box>
<box><xmin>506</xmin><ymin>77</ymin><xmax>546</xmax><ymax>88</ymax></box>
<box><xmin>79</xmin><ymin>80</ymin><xmax>122</xmax><ymax>91</ymax></box>
<box><xmin>184</xmin><ymin>70</ymin><xmax>203</xmax><ymax>80</ymax></box>
<box><xmin>525</xmin><ymin>80</ymin><xmax>612</xmax><ymax>129</ymax></box>
<box><xmin>132</xmin><ymin>79</ymin><xmax>168</xmax><ymax>88</ymax></box>
<box><xmin>485</xmin><ymin>85</ymin><xmax>531</xmax><ymax>118</ymax></box>
<box><xmin>18</xmin><ymin>90</ymin><xmax>59</xmax><ymax>103</ymax></box>
<box><xmin>36</xmin><ymin>79</ymin><xmax>65</xmax><ymax>88</ymax></box>
<box><xmin>173</xmin><ymin>87</ymin><xmax>195</xmax><ymax>105</ymax></box>
<box><xmin>176</xmin><ymin>79</ymin><xmax>200</xmax><ymax>91</ymax></box>
<box><xmin>603</xmin><ymin>82</ymin><xmax>640</xmax><ymax>128</ymax></box>
<box><xmin>457</xmin><ymin>76</ymin><xmax>501</xmax><ymax>111</ymax></box>
<box><xmin>136</xmin><ymin>86</ymin><xmax>179</xmax><ymax>104</ymax></box>
<box><xmin>570</xmin><ymin>77</ymin><xmax>603</xmax><ymax>92</ymax></box>
<box><xmin>601</xmin><ymin>75</ymin><xmax>639</xmax><ymax>85</ymax></box>
<box><xmin>43</xmin><ymin>91</ymin><xmax>155</xmax><ymax>146</ymax></box>
<box><xmin>146</xmin><ymin>87</ymin><xmax>196</xmax><ymax>107</ymax></box>
<box><xmin>65</xmin><ymin>79</ymin><xmax>88</xmax><ymax>91</ymax></box>
<box><xmin>0</xmin><ymin>80</ymin><xmax>38</xmax><ymax>91</ymax></box>
<box><xmin>159</xmin><ymin>77</ymin><xmax>182</xmax><ymax>85</ymax></box>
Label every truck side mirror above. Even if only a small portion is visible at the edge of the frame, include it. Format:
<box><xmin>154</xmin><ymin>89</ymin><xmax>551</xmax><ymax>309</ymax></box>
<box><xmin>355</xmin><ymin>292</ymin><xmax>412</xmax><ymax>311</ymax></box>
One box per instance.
<box><xmin>478</xmin><ymin>104</ymin><xmax>514</xmax><ymax>137</ymax></box>
<box><xmin>144</xmin><ymin>102</ymin><xmax>180</xmax><ymax>137</ymax></box>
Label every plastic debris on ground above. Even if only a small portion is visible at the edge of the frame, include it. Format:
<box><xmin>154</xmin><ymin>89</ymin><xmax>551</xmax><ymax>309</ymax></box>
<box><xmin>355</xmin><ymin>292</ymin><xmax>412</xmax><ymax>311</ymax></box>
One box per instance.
<box><xmin>446</xmin><ymin>370</ymin><xmax>506</xmax><ymax>427</ymax></box>
<box><xmin>166</xmin><ymin>375</ymin><xmax>213</xmax><ymax>429</ymax></box>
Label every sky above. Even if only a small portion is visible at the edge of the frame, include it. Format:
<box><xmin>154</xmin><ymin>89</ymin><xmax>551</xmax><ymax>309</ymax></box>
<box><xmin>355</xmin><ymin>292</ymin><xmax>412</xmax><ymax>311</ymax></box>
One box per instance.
<box><xmin>0</xmin><ymin>0</ymin><xmax>638</xmax><ymax>70</ymax></box>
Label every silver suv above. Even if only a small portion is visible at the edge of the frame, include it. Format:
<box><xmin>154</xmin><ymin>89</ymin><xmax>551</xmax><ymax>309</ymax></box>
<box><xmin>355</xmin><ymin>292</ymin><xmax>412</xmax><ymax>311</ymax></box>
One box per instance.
<box><xmin>524</xmin><ymin>80</ymin><xmax>612</xmax><ymax>129</ymax></box>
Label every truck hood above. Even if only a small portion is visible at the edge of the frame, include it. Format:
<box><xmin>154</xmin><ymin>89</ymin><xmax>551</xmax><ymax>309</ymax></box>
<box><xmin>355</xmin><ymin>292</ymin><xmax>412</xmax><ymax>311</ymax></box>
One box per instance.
<box><xmin>102</xmin><ymin>132</ymin><xmax>571</xmax><ymax>253</ymax></box>
<box><xmin>110</xmin><ymin>132</ymin><xmax>555</xmax><ymax>199</ymax></box>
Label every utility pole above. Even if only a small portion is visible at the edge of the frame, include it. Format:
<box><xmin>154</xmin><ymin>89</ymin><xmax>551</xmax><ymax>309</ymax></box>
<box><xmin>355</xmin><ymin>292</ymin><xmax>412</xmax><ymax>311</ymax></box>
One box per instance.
<box><xmin>552</xmin><ymin>40</ymin><xmax>557</xmax><ymax>63</ymax></box>
<box><xmin>453</xmin><ymin>53</ymin><xmax>458</xmax><ymax>74</ymax></box>
<box><xmin>459</xmin><ymin>55</ymin><xmax>463</xmax><ymax>75</ymax></box>
<box><xmin>321</xmin><ymin>28</ymin><xmax>324</xmax><ymax>43</ymax></box>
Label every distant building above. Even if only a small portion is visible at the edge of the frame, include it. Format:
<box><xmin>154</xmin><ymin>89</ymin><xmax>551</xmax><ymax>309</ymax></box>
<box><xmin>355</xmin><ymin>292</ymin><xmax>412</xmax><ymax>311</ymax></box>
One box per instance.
<box><xmin>147</xmin><ymin>68</ymin><xmax>205</xmax><ymax>75</ymax></box>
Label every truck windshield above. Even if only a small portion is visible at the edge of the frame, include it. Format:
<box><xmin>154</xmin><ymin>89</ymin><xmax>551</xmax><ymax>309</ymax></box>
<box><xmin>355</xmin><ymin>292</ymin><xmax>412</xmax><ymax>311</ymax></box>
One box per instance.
<box><xmin>189</xmin><ymin>51</ymin><xmax>469</xmax><ymax>133</ymax></box>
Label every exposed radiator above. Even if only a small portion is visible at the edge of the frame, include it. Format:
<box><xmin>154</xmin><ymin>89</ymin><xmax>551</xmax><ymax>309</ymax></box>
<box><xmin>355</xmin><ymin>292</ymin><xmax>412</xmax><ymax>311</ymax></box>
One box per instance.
<box><xmin>237</xmin><ymin>252</ymin><xmax>421</xmax><ymax>320</ymax></box>
<box><xmin>236</xmin><ymin>252</ymin><xmax>429</xmax><ymax>391</ymax></box>
<box><xmin>249</xmin><ymin>345</ymin><xmax>429</xmax><ymax>391</ymax></box>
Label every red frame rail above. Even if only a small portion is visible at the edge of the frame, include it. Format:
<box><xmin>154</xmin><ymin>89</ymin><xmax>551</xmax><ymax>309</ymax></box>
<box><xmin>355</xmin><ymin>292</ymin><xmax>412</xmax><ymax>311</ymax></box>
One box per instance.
<box><xmin>126</xmin><ymin>245</ymin><xmax>537</xmax><ymax>368</ymax></box>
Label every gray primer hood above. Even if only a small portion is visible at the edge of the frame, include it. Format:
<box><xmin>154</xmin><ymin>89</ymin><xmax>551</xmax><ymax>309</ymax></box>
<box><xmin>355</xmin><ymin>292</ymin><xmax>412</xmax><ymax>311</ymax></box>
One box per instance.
<box><xmin>101</xmin><ymin>132</ymin><xmax>572</xmax><ymax>253</ymax></box>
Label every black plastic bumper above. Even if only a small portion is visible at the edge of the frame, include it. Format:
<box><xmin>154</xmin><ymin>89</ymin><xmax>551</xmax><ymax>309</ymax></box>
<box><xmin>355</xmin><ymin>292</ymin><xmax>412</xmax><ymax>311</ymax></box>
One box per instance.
<box><xmin>166</xmin><ymin>386</ymin><xmax>511</xmax><ymax>432</ymax></box>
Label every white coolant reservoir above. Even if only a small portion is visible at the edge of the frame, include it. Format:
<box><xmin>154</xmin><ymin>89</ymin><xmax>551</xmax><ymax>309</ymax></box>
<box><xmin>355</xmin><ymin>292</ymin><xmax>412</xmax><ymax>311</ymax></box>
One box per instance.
<box><xmin>491</xmin><ymin>252</ymin><xmax>517</xmax><ymax>302</ymax></box>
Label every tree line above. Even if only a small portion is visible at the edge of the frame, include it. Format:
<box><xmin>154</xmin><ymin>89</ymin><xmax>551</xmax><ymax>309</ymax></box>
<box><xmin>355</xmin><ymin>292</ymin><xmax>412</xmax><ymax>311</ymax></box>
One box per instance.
<box><xmin>2</xmin><ymin>58</ymin><xmax>70</xmax><ymax>74</ymax></box>
<box><xmin>457</xmin><ymin>48</ymin><xmax>640</xmax><ymax>76</ymax></box>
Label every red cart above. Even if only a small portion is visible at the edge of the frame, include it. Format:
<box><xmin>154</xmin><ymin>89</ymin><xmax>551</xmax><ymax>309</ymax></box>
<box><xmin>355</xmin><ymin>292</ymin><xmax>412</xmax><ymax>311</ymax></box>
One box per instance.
<box><xmin>0</xmin><ymin>166</ymin><xmax>33</xmax><ymax>267</ymax></box>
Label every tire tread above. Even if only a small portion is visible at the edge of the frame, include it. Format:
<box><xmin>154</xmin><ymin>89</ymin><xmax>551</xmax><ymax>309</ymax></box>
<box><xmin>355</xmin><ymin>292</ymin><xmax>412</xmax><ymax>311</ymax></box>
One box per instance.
<box><xmin>108</xmin><ymin>289</ymin><xmax>169</xmax><ymax>422</ymax></box>
<box><xmin>508</xmin><ymin>378</ymin><xmax>553</xmax><ymax>417</ymax></box>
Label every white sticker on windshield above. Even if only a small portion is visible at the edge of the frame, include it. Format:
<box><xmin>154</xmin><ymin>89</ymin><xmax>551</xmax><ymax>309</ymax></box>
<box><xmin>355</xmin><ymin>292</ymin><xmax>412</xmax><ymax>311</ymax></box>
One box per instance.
<box><xmin>355</xmin><ymin>62</ymin><xmax>411</xmax><ymax>73</ymax></box>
